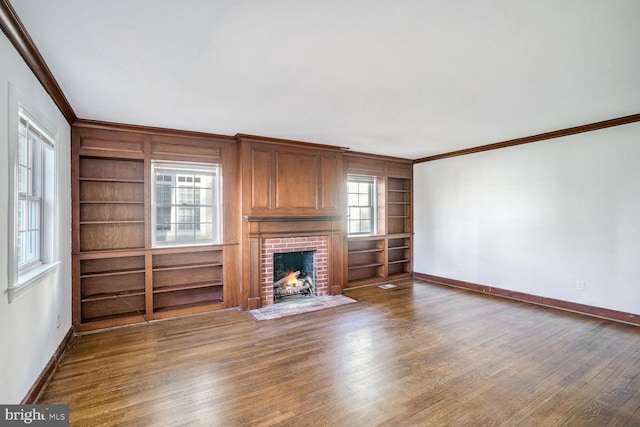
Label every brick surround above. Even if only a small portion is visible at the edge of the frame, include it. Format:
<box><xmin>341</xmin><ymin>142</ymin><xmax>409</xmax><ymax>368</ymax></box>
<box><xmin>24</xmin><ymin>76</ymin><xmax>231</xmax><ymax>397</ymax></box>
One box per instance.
<box><xmin>261</xmin><ymin>236</ymin><xmax>329</xmax><ymax>306</ymax></box>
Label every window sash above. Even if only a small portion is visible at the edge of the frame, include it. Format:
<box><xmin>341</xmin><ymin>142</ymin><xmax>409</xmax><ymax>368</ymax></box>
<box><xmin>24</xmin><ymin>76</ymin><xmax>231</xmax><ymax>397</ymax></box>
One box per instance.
<box><xmin>16</xmin><ymin>111</ymin><xmax>53</xmax><ymax>272</ymax></box>
<box><xmin>347</xmin><ymin>175</ymin><xmax>376</xmax><ymax>235</ymax></box>
<box><xmin>152</xmin><ymin>162</ymin><xmax>221</xmax><ymax>246</ymax></box>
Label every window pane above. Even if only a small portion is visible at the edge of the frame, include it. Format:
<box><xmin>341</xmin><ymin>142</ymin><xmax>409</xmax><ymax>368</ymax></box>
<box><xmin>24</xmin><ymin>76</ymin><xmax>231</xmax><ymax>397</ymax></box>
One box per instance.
<box><xmin>26</xmin><ymin>230</ymin><xmax>38</xmax><ymax>263</ymax></box>
<box><xmin>349</xmin><ymin>207</ymin><xmax>360</xmax><ymax>220</ymax></box>
<box><xmin>29</xmin><ymin>199</ymin><xmax>40</xmax><ymax>229</ymax></box>
<box><xmin>348</xmin><ymin>194</ymin><xmax>360</xmax><ymax>207</ymax></box>
<box><xmin>358</xmin><ymin>194</ymin><xmax>369</xmax><ymax>206</ymax></box>
<box><xmin>152</xmin><ymin>161</ymin><xmax>221</xmax><ymax>246</ymax></box>
<box><xmin>17</xmin><ymin>165</ymin><xmax>28</xmax><ymax>194</ymax></box>
<box><xmin>17</xmin><ymin>199</ymin><xmax>26</xmax><ymax>231</ymax></box>
<box><xmin>347</xmin><ymin>175</ymin><xmax>376</xmax><ymax>235</ymax></box>
<box><xmin>18</xmin><ymin>124</ymin><xmax>27</xmax><ymax>166</ymax></box>
<box><xmin>17</xmin><ymin>231</ymin><xmax>25</xmax><ymax>265</ymax></box>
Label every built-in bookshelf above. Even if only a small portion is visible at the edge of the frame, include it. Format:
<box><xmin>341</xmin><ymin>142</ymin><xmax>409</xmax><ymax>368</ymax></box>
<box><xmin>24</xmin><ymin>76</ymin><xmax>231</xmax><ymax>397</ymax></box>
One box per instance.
<box><xmin>78</xmin><ymin>157</ymin><xmax>145</xmax><ymax>251</ymax></box>
<box><xmin>79</xmin><ymin>252</ymin><xmax>146</xmax><ymax>324</ymax></box>
<box><xmin>347</xmin><ymin>237</ymin><xmax>386</xmax><ymax>284</ymax></box>
<box><xmin>344</xmin><ymin>155</ymin><xmax>413</xmax><ymax>287</ymax></box>
<box><xmin>72</xmin><ymin>123</ymin><xmax>238</xmax><ymax>331</ymax></box>
<box><xmin>387</xmin><ymin>177</ymin><xmax>411</xmax><ymax>235</ymax></box>
<box><xmin>152</xmin><ymin>248</ymin><xmax>224</xmax><ymax>317</ymax></box>
<box><xmin>387</xmin><ymin>237</ymin><xmax>412</xmax><ymax>277</ymax></box>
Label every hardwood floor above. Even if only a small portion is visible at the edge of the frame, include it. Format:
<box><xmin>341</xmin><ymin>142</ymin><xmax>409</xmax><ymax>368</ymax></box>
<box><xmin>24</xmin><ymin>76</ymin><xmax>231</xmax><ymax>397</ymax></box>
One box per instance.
<box><xmin>41</xmin><ymin>280</ymin><xmax>640</xmax><ymax>426</ymax></box>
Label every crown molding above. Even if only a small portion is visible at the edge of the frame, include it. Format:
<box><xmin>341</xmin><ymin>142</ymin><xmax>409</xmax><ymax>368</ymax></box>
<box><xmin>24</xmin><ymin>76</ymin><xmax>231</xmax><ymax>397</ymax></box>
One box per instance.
<box><xmin>0</xmin><ymin>0</ymin><xmax>76</xmax><ymax>124</ymax></box>
<box><xmin>414</xmin><ymin>113</ymin><xmax>640</xmax><ymax>163</ymax></box>
<box><xmin>74</xmin><ymin>118</ymin><xmax>237</xmax><ymax>143</ymax></box>
<box><xmin>235</xmin><ymin>133</ymin><xmax>349</xmax><ymax>152</ymax></box>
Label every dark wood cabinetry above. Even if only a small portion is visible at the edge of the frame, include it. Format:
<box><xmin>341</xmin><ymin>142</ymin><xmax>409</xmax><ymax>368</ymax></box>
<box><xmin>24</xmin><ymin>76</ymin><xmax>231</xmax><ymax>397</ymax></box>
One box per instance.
<box><xmin>238</xmin><ymin>134</ymin><xmax>346</xmax><ymax>218</ymax></box>
<box><xmin>387</xmin><ymin>177</ymin><xmax>411</xmax><ymax>235</ymax></box>
<box><xmin>72</xmin><ymin>122</ymin><xmax>240</xmax><ymax>331</ymax></box>
<box><xmin>347</xmin><ymin>237</ymin><xmax>386</xmax><ymax>283</ymax></box>
<box><xmin>345</xmin><ymin>154</ymin><xmax>413</xmax><ymax>287</ymax></box>
<box><xmin>78</xmin><ymin>252</ymin><xmax>146</xmax><ymax>324</ymax></box>
<box><xmin>72</xmin><ymin>123</ymin><xmax>412</xmax><ymax>326</ymax></box>
<box><xmin>78</xmin><ymin>157</ymin><xmax>145</xmax><ymax>251</ymax></box>
<box><xmin>238</xmin><ymin>134</ymin><xmax>347</xmax><ymax>309</ymax></box>
<box><xmin>151</xmin><ymin>247</ymin><xmax>224</xmax><ymax>317</ymax></box>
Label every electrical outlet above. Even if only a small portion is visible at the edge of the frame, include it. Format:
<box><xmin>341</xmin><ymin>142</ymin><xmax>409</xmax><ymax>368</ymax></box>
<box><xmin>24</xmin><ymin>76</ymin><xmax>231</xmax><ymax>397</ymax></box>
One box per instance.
<box><xmin>56</xmin><ymin>315</ymin><xmax>61</xmax><ymax>329</ymax></box>
<box><xmin>575</xmin><ymin>280</ymin><xmax>586</xmax><ymax>291</ymax></box>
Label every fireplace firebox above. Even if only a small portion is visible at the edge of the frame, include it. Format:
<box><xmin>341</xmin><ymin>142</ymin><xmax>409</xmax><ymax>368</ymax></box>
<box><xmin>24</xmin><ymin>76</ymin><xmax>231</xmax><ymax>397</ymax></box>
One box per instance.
<box><xmin>260</xmin><ymin>235</ymin><xmax>330</xmax><ymax>307</ymax></box>
<box><xmin>273</xmin><ymin>251</ymin><xmax>317</xmax><ymax>302</ymax></box>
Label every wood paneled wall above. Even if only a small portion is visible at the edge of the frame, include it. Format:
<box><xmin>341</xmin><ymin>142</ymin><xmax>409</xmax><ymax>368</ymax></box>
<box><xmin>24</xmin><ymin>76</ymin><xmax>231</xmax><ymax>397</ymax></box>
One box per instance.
<box><xmin>238</xmin><ymin>134</ymin><xmax>346</xmax><ymax>218</ymax></box>
<box><xmin>71</xmin><ymin>123</ymin><xmax>414</xmax><ymax>321</ymax></box>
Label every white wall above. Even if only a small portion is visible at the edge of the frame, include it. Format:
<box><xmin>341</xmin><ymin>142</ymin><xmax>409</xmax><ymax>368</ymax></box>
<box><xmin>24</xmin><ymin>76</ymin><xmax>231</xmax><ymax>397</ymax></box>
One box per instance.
<box><xmin>0</xmin><ymin>32</ymin><xmax>72</xmax><ymax>403</ymax></box>
<box><xmin>414</xmin><ymin>122</ymin><xmax>640</xmax><ymax>315</ymax></box>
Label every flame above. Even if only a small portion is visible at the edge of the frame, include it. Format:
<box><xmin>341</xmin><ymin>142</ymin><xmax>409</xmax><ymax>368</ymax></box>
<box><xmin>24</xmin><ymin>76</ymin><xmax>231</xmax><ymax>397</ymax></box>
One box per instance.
<box><xmin>286</xmin><ymin>271</ymin><xmax>298</xmax><ymax>285</ymax></box>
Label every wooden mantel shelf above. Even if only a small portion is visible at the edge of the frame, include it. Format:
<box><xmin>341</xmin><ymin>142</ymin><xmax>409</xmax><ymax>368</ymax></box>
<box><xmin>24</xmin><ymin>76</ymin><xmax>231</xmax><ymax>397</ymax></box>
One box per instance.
<box><xmin>243</xmin><ymin>215</ymin><xmax>344</xmax><ymax>223</ymax></box>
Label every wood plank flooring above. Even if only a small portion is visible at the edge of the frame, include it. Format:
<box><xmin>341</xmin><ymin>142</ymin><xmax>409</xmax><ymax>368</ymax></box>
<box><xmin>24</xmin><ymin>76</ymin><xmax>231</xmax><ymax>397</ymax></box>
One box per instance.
<box><xmin>40</xmin><ymin>280</ymin><xmax>640</xmax><ymax>426</ymax></box>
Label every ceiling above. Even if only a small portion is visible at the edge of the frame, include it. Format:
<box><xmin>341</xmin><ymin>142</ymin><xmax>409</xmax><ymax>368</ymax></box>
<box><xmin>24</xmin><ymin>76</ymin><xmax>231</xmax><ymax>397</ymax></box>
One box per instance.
<box><xmin>10</xmin><ymin>0</ymin><xmax>640</xmax><ymax>159</ymax></box>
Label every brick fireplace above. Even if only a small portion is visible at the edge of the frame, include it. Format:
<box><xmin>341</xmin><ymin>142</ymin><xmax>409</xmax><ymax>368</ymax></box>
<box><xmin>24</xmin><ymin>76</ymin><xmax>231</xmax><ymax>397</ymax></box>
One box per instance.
<box><xmin>242</xmin><ymin>216</ymin><xmax>344</xmax><ymax>309</ymax></box>
<box><xmin>261</xmin><ymin>236</ymin><xmax>329</xmax><ymax>306</ymax></box>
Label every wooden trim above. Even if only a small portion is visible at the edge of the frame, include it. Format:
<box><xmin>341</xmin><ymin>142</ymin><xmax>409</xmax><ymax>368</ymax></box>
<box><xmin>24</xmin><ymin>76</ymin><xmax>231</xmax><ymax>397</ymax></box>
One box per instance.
<box><xmin>74</xmin><ymin>119</ymin><xmax>236</xmax><ymax>143</ymax></box>
<box><xmin>414</xmin><ymin>113</ymin><xmax>640</xmax><ymax>163</ymax></box>
<box><xmin>21</xmin><ymin>327</ymin><xmax>76</xmax><ymax>404</ymax></box>
<box><xmin>344</xmin><ymin>151</ymin><xmax>413</xmax><ymax>163</ymax></box>
<box><xmin>236</xmin><ymin>133</ymin><xmax>348</xmax><ymax>152</ymax></box>
<box><xmin>0</xmin><ymin>0</ymin><xmax>76</xmax><ymax>124</ymax></box>
<box><xmin>244</xmin><ymin>215</ymin><xmax>344</xmax><ymax>223</ymax></box>
<box><xmin>414</xmin><ymin>272</ymin><xmax>640</xmax><ymax>326</ymax></box>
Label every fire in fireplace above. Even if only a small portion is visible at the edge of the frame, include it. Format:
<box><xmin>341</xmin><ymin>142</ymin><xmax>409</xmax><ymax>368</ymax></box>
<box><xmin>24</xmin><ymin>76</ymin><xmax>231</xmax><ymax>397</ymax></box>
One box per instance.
<box><xmin>273</xmin><ymin>250</ymin><xmax>317</xmax><ymax>302</ymax></box>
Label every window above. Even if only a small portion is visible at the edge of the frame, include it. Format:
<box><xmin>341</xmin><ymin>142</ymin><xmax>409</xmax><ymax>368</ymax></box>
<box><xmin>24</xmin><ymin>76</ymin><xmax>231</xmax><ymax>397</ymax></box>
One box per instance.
<box><xmin>152</xmin><ymin>161</ymin><xmax>222</xmax><ymax>246</ymax></box>
<box><xmin>347</xmin><ymin>175</ymin><xmax>376</xmax><ymax>235</ymax></box>
<box><xmin>8</xmin><ymin>105</ymin><xmax>58</xmax><ymax>302</ymax></box>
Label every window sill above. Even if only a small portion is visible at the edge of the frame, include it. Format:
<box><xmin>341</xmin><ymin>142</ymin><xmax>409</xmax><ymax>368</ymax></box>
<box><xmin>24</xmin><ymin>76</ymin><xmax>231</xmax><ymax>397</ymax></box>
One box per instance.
<box><xmin>7</xmin><ymin>261</ymin><xmax>61</xmax><ymax>303</ymax></box>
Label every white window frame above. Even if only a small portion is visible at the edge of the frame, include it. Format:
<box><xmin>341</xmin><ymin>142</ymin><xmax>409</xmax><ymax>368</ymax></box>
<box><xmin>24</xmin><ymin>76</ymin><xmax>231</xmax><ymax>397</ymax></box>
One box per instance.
<box><xmin>151</xmin><ymin>160</ymin><xmax>222</xmax><ymax>247</ymax></box>
<box><xmin>7</xmin><ymin>84</ymin><xmax>60</xmax><ymax>303</ymax></box>
<box><xmin>347</xmin><ymin>174</ymin><xmax>377</xmax><ymax>236</ymax></box>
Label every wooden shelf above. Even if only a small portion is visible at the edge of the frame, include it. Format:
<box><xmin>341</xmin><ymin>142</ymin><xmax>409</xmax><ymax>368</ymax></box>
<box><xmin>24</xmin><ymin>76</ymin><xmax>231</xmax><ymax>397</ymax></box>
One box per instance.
<box><xmin>80</xmin><ymin>201</ymin><xmax>144</xmax><ymax>204</ymax></box>
<box><xmin>347</xmin><ymin>248</ymin><xmax>384</xmax><ymax>255</ymax></box>
<box><xmin>80</xmin><ymin>220</ymin><xmax>145</xmax><ymax>225</ymax></box>
<box><xmin>153</xmin><ymin>281</ymin><xmax>223</xmax><ymax>294</ymax></box>
<box><xmin>80</xmin><ymin>177</ymin><xmax>145</xmax><ymax>183</ymax></box>
<box><xmin>73</xmin><ymin>127</ymin><xmax>233</xmax><ymax>331</ymax></box>
<box><xmin>348</xmin><ymin>262</ymin><xmax>384</xmax><ymax>270</ymax></box>
<box><xmin>346</xmin><ymin>165</ymin><xmax>412</xmax><ymax>288</ymax></box>
<box><xmin>151</xmin><ymin>249</ymin><xmax>225</xmax><ymax>313</ymax></box>
<box><xmin>81</xmin><ymin>290</ymin><xmax>145</xmax><ymax>303</ymax></box>
<box><xmin>81</xmin><ymin>293</ymin><xmax>145</xmax><ymax>323</ymax></box>
<box><xmin>153</xmin><ymin>300</ymin><xmax>224</xmax><ymax>314</ymax></box>
<box><xmin>153</xmin><ymin>262</ymin><xmax>223</xmax><ymax>272</ymax></box>
<box><xmin>81</xmin><ymin>312</ymin><xmax>147</xmax><ymax>325</ymax></box>
<box><xmin>388</xmin><ymin>259</ymin><xmax>410</xmax><ymax>265</ymax></box>
<box><xmin>81</xmin><ymin>268</ymin><xmax>145</xmax><ymax>278</ymax></box>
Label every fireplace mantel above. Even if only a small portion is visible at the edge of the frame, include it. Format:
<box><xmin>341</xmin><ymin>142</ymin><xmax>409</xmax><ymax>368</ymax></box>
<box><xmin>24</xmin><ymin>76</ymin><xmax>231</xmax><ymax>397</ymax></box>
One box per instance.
<box><xmin>241</xmin><ymin>215</ymin><xmax>344</xmax><ymax>309</ymax></box>
<box><xmin>244</xmin><ymin>215</ymin><xmax>344</xmax><ymax>223</ymax></box>
<box><xmin>239</xmin><ymin>135</ymin><xmax>347</xmax><ymax>309</ymax></box>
